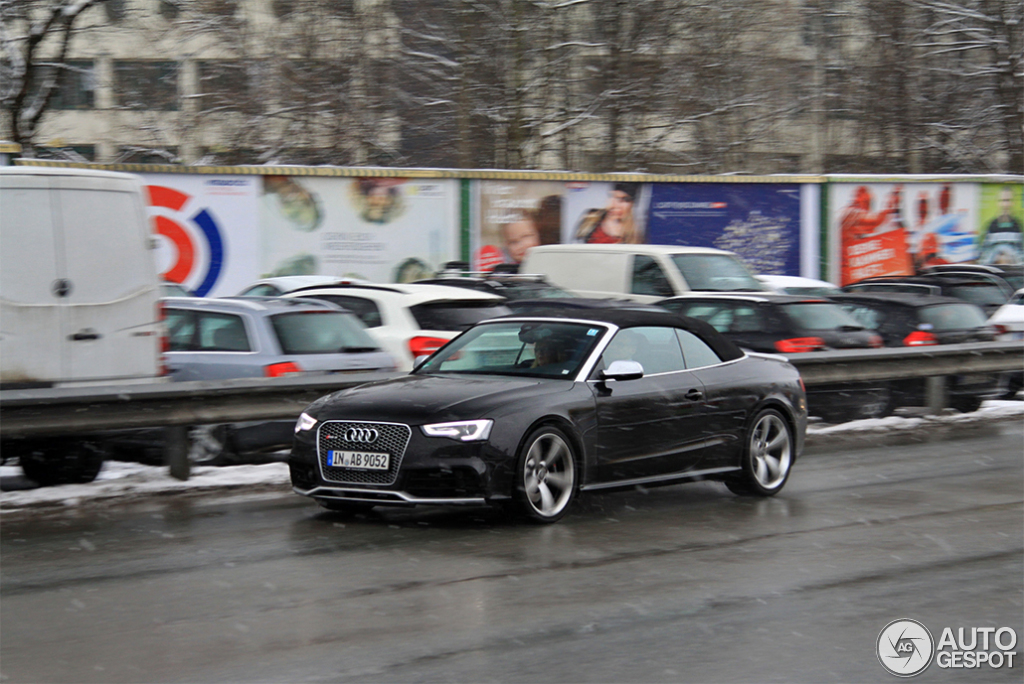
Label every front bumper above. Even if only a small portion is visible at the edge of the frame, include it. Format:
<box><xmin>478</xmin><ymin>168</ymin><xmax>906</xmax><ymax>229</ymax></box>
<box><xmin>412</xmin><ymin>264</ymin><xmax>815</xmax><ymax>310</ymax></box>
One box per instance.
<box><xmin>292</xmin><ymin>482</ymin><xmax>486</xmax><ymax>507</ymax></box>
<box><xmin>289</xmin><ymin>418</ymin><xmax>509</xmax><ymax>507</ymax></box>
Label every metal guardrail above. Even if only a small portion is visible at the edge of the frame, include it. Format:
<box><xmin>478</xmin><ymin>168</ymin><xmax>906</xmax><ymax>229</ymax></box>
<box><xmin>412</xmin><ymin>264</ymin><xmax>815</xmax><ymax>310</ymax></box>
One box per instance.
<box><xmin>1</xmin><ymin>342</ymin><xmax>1020</xmax><ymax>439</ymax></box>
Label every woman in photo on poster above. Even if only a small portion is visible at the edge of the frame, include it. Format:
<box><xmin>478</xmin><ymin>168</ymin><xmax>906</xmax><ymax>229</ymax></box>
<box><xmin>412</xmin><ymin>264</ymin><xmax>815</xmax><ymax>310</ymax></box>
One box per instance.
<box><xmin>574</xmin><ymin>182</ymin><xmax>642</xmax><ymax>244</ymax></box>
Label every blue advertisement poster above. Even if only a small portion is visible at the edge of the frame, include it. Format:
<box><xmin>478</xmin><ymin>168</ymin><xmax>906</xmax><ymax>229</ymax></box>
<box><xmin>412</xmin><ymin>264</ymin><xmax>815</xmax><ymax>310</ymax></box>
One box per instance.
<box><xmin>646</xmin><ymin>183</ymin><xmax>802</xmax><ymax>276</ymax></box>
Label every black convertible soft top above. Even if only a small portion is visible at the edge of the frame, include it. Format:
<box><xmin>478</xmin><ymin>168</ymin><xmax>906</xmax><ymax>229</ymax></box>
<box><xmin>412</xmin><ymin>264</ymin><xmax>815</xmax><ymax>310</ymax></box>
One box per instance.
<box><xmin>500</xmin><ymin>306</ymin><xmax>744</xmax><ymax>363</ymax></box>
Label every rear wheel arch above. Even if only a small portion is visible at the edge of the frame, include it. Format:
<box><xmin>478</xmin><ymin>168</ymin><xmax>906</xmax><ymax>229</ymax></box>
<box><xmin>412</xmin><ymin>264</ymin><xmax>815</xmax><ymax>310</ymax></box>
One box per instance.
<box><xmin>753</xmin><ymin>398</ymin><xmax>799</xmax><ymax>449</ymax></box>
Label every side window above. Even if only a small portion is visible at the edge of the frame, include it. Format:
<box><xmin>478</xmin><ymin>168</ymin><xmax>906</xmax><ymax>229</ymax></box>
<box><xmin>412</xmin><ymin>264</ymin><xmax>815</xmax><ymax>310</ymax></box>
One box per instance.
<box><xmin>674</xmin><ymin>303</ymin><xmax>732</xmax><ymax>334</ymax></box>
<box><xmin>676</xmin><ymin>330</ymin><xmax>723</xmax><ymax>369</ymax></box>
<box><xmin>631</xmin><ymin>255</ymin><xmax>674</xmax><ymax>297</ymax></box>
<box><xmin>727</xmin><ymin>304</ymin><xmax>762</xmax><ymax>333</ymax></box>
<box><xmin>241</xmin><ymin>284</ymin><xmax>279</xmax><ymax>297</ymax></box>
<box><xmin>841</xmin><ymin>304</ymin><xmax>882</xmax><ymax>330</ymax></box>
<box><xmin>602</xmin><ymin>326</ymin><xmax>685</xmax><ymax>374</ymax></box>
<box><xmin>310</xmin><ymin>295</ymin><xmax>383</xmax><ymax>328</ymax></box>
<box><xmin>165</xmin><ymin>309</ymin><xmax>196</xmax><ymax>351</ymax></box>
<box><xmin>198</xmin><ymin>313</ymin><xmax>251</xmax><ymax>352</ymax></box>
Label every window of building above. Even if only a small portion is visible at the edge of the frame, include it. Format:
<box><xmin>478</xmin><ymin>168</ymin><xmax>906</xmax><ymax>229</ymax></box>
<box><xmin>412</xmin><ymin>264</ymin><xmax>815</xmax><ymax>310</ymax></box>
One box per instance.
<box><xmin>158</xmin><ymin>0</ymin><xmax>181</xmax><ymax>20</ymax></box>
<box><xmin>35</xmin><ymin>145</ymin><xmax>96</xmax><ymax>162</ymax></box>
<box><xmin>105</xmin><ymin>0</ymin><xmax>126</xmax><ymax>22</ymax></box>
<box><xmin>198</xmin><ymin>61</ymin><xmax>262</xmax><ymax>113</ymax></box>
<box><xmin>200</xmin><ymin>0</ymin><xmax>237</xmax><ymax>16</ymax></box>
<box><xmin>38</xmin><ymin>60</ymin><xmax>95</xmax><ymax>110</ymax></box>
<box><xmin>114</xmin><ymin>61</ymin><xmax>179</xmax><ymax>111</ymax></box>
<box><xmin>824</xmin><ymin>65</ymin><xmax>859</xmax><ymax>120</ymax></box>
<box><xmin>272</xmin><ymin>0</ymin><xmax>297</xmax><ymax>18</ymax></box>
<box><xmin>116</xmin><ymin>147</ymin><xmax>179</xmax><ymax>164</ymax></box>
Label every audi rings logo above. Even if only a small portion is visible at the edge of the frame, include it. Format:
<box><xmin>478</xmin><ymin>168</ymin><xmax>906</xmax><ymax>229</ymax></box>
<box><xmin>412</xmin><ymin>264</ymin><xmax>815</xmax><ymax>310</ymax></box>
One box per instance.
<box><xmin>345</xmin><ymin>428</ymin><xmax>380</xmax><ymax>444</ymax></box>
<box><xmin>878</xmin><ymin>619</ymin><xmax>935</xmax><ymax>677</ymax></box>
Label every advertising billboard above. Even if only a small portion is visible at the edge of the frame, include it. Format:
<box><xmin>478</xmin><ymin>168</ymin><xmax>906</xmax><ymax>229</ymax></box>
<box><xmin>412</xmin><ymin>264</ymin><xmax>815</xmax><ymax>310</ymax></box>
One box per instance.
<box><xmin>145</xmin><ymin>174</ymin><xmax>261</xmax><ymax>297</ymax></box>
<box><xmin>259</xmin><ymin>175</ymin><xmax>460</xmax><ymax>284</ymax></box>
<box><xmin>645</xmin><ymin>183</ymin><xmax>803</xmax><ymax>277</ymax></box>
<box><xmin>829</xmin><ymin>182</ymin><xmax>982</xmax><ymax>285</ymax></box>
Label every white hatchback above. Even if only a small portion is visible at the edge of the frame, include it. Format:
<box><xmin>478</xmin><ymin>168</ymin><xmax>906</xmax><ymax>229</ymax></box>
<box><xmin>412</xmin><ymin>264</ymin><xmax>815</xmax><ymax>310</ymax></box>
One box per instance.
<box><xmin>987</xmin><ymin>288</ymin><xmax>1024</xmax><ymax>398</ymax></box>
<box><xmin>283</xmin><ymin>283</ymin><xmax>512</xmax><ymax>370</ymax></box>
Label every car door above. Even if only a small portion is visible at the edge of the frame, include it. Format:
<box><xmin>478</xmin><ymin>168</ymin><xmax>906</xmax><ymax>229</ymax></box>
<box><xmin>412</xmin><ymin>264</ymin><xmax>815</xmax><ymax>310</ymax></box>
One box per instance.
<box><xmin>677</xmin><ymin>329</ymin><xmax>750</xmax><ymax>469</ymax></box>
<box><xmin>588</xmin><ymin>326</ymin><xmax>710</xmax><ymax>484</ymax></box>
<box><xmin>164</xmin><ymin>309</ymin><xmax>260</xmax><ymax>381</ymax></box>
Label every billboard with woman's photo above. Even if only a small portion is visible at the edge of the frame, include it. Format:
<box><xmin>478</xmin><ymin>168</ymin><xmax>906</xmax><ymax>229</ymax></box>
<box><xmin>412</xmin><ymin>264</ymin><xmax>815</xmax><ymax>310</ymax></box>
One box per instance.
<box><xmin>473</xmin><ymin>180</ymin><xmax>566</xmax><ymax>271</ymax></box>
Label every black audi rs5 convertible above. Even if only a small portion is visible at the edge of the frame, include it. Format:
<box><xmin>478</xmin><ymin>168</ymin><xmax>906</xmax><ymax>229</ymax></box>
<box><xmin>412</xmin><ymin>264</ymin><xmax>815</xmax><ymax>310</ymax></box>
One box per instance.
<box><xmin>289</xmin><ymin>308</ymin><xmax>807</xmax><ymax>523</ymax></box>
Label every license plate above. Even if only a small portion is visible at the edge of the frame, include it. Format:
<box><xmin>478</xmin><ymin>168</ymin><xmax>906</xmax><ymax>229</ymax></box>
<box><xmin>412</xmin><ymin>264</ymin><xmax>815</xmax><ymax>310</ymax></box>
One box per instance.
<box><xmin>328</xmin><ymin>450</ymin><xmax>390</xmax><ymax>470</ymax></box>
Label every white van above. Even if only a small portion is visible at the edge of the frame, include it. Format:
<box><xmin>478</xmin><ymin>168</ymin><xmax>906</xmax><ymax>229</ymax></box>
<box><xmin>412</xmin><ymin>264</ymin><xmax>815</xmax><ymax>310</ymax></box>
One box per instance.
<box><xmin>0</xmin><ymin>167</ymin><xmax>164</xmax><ymax>388</ymax></box>
<box><xmin>0</xmin><ymin>167</ymin><xmax>165</xmax><ymax>484</ymax></box>
<box><xmin>519</xmin><ymin>244</ymin><xmax>767</xmax><ymax>303</ymax></box>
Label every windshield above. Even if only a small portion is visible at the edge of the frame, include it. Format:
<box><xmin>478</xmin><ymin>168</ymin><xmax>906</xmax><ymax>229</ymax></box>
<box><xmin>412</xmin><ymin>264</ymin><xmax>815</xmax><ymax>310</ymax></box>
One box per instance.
<box><xmin>410</xmin><ymin>301</ymin><xmax>513</xmax><ymax>331</ymax></box>
<box><xmin>944</xmin><ymin>283</ymin><xmax>1010</xmax><ymax>308</ymax></box>
<box><xmin>670</xmin><ymin>254</ymin><xmax>765</xmax><ymax>292</ymax></box>
<box><xmin>271</xmin><ymin>311</ymin><xmax>380</xmax><ymax>354</ymax></box>
<box><xmin>919</xmin><ymin>304</ymin><xmax>988</xmax><ymax>331</ymax></box>
<box><xmin>415</xmin><ymin>321</ymin><xmax>608</xmax><ymax>378</ymax></box>
<box><xmin>780</xmin><ymin>302</ymin><xmax>867</xmax><ymax>330</ymax></box>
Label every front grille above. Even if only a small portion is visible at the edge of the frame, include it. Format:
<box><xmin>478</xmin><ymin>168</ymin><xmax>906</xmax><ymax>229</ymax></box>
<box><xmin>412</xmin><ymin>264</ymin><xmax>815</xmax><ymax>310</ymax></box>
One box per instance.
<box><xmin>317</xmin><ymin>421</ymin><xmax>411</xmax><ymax>485</ymax></box>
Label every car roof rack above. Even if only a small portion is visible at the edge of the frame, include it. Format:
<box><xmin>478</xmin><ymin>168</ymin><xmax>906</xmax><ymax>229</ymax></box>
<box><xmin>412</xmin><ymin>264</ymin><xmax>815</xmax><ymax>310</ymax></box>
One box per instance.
<box><xmin>432</xmin><ymin>262</ymin><xmax>548</xmax><ymax>283</ymax></box>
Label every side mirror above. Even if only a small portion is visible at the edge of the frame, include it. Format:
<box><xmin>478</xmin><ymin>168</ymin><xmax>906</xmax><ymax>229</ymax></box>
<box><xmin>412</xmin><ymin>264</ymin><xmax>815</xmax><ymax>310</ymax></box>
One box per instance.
<box><xmin>601</xmin><ymin>360</ymin><xmax>644</xmax><ymax>381</ymax></box>
<box><xmin>412</xmin><ymin>354</ymin><xmax>431</xmax><ymax>370</ymax></box>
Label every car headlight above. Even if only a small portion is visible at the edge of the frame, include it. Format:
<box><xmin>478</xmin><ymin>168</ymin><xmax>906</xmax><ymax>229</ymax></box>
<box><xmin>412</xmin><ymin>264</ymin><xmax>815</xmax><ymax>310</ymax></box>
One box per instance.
<box><xmin>421</xmin><ymin>419</ymin><xmax>493</xmax><ymax>442</ymax></box>
<box><xmin>295</xmin><ymin>412</ymin><xmax>318</xmax><ymax>434</ymax></box>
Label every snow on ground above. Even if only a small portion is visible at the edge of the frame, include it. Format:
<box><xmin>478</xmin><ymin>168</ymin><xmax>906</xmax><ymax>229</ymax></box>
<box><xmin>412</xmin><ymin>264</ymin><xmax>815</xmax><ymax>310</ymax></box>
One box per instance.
<box><xmin>2</xmin><ymin>400</ymin><xmax>1021</xmax><ymax>515</ymax></box>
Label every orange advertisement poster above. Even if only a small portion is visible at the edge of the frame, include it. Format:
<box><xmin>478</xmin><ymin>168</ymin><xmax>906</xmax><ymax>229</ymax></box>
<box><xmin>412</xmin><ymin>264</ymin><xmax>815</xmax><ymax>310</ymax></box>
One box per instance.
<box><xmin>835</xmin><ymin>184</ymin><xmax>915</xmax><ymax>285</ymax></box>
<box><xmin>841</xmin><ymin>230</ymin><xmax>914</xmax><ymax>285</ymax></box>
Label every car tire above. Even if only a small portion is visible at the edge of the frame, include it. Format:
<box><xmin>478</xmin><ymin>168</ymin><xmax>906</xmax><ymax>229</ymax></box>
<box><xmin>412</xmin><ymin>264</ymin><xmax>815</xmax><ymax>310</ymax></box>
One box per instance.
<box><xmin>951</xmin><ymin>395</ymin><xmax>983</xmax><ymax>413</ymax></box>
<box><xmin>1000</xmin><ymin>375</ymin><xmax>1023</xmax><ymax>400</ymax></box>
<box><xmin>20</xmin><ymin>441</ymin><xmax>105</xmax><ymax>486</ymax></box>
<box><xmin>726</xmin><ymin>408</ymin><xmax>794</xmax><ymax>497</ymax></box>
<box><xmin>188</xmin><ymin>425</ymin><xmax>234</xmax><ymax>465</ymax></box>
<box><xmin>512</xmin><ymin>425</ymin><xmax>578</xmax><ymax>523</ymax></box>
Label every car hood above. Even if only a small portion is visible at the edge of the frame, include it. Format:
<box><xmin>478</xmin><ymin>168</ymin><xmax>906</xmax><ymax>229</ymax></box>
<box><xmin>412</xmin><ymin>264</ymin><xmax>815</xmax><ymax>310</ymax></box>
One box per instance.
<box><xmin>310</xmin><ymin>373</ymin><xmax>576</xmax><ymax>424</ymax></box>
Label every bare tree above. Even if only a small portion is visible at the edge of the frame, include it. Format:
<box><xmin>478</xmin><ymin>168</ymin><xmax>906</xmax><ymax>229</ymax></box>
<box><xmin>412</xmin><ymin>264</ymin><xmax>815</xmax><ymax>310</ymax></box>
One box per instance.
<box><xmin>0</xmin><ymin>0</ymin><xmax>107</xmax><ymax>154</ymax></box>
<box><xmin>2</xmin><ymin>0</ymin><xmax>1019</xmax><ymax>173</ymax></box>
<box><xmin>910</xmin><ymin>0</ymin><xmax>1023</xmax><ymax>173</ymax></box>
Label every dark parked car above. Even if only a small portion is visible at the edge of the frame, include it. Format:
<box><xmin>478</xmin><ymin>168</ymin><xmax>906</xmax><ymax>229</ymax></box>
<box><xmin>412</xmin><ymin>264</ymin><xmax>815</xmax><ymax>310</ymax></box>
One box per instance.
<box><xmin>289</xmin><ymin>308</ymin><xmax>807</xmax><ymax>523</ymax></box>
<box><xmin>919</xmin><ymin>263</ymin><xmax>1023</xmax><ymax>292</ymax></box>
<box><xmin>827</xmin><ymin>292</ymin><xmax>1000</xmax><ymax>413</ymax></box>
<box><xmin>842</xmin><ymin>272</ymin><xmax>1012</xmax><ymax>316</ymax></box>
<box><xmin>657</xmin><ymin>293</ymin><xmax>886</xmax><ymax>423</ymax></box>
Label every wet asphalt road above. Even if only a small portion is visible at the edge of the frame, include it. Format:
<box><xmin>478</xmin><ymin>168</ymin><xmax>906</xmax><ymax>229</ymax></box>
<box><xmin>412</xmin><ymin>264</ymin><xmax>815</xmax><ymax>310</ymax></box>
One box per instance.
<box><xmin>1</xmin><ymin>423</ymin><xmax>1022</xmax><ymax>684</ymax></box>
